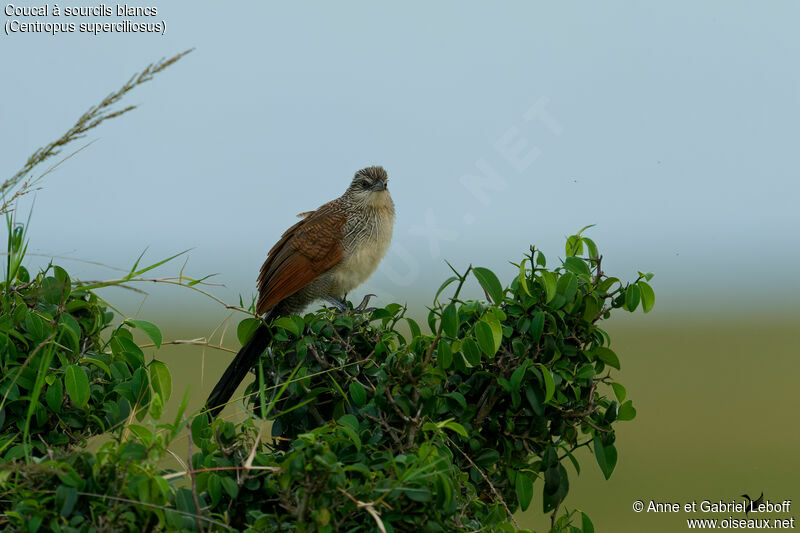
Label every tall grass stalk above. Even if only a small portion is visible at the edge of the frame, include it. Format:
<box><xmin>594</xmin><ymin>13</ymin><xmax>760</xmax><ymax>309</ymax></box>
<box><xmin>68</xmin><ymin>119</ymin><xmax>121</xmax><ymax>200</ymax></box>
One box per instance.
<box><xmin>1</xmin><ymin>49</ymin><xmax>193</xmax><ymax>215</ymax></box>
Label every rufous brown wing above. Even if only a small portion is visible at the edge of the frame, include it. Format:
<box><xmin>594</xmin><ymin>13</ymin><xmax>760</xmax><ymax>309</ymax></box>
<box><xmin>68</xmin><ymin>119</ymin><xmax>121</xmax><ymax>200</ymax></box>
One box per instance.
<box><xmin>256</xmin><ymin>201</ymin><xmax>347</xmax><ymax>314</ymax></box>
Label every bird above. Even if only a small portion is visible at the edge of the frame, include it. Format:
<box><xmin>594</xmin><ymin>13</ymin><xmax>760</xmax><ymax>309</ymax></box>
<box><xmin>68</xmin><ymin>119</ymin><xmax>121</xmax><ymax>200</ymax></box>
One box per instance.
<box><xmin>742</xmin><ymin>492</ymin><xmax>764</xmax><ymax>517</ymax></box>
<box><xmin>204</xmin><ymin>166</ymin><xmax>395</xmax><ymax>418</ymax></box>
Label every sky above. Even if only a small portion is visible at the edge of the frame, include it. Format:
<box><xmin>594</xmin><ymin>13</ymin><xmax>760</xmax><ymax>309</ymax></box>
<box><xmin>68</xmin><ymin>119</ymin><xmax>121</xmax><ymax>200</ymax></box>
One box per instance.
<box><xmin>1</xmin><ymin>2</ymin><xmax>799</xmax><ymax>320</ymax></box>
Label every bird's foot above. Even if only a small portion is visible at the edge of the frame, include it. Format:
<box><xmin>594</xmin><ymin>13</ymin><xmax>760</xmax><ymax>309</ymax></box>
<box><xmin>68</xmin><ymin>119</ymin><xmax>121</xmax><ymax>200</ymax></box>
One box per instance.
<box><xmin>324</xmin><ymin>294</ymin><xmax>377</xmax><ymax>315</ymax></box>
<box><xmin>354</xmin><ymin>293</ymin><xmax>377</xmax><ymax>313</ymax></box>
<box><xmin>324</xmin><ymin>296</ymin><xmax>349</xmax><ymax>313</ymax></box>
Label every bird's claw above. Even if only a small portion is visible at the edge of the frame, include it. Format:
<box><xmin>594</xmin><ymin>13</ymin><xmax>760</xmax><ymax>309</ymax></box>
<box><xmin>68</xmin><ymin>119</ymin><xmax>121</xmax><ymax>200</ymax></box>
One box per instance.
<box><xmin>324</xmin><ymin>294</ymin><xmax>377</xmax><ymax>315</ymax></box>
<box><xmin>324</xmin><ymin>296</ymin><xmax>349</xmax><ymax>313</ymax></box>
<box><xmin>355</xmin><ymin>294</ymin><xmax>377</xmax><ymax>313</ymax></box>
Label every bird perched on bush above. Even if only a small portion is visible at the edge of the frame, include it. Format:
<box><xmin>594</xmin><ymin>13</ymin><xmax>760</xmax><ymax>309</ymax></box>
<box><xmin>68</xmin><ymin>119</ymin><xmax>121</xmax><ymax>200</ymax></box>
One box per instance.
<box><xmin>205</xmin><ymin>166</ymin><xmax>395</xmax><ymax>417</ymax></box>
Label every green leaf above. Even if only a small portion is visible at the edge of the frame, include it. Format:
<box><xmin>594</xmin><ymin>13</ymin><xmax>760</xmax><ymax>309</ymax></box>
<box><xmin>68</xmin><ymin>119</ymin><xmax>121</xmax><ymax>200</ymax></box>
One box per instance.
<box><xmin>473</xmin><ymin>267</ymin><xmax>504</xmax><ymax>304</ymax></box>
<box><xmin>581</xmin><ymin>511</ymin><xmax>595</xmax><ymax>533</ymax></box>
<box><xmin>402</xmin><ymin>485</ymin><xmax>432</xmax><ymax>502</ymax></box>
<box><xmin>540</xmin><ymin>271</ymin><xmax>557</xmax><ymax>303</ymax></box>
<box><xmin>529</xmin><ymin>311</ymin><xmax>545</xmax><ymax>342</ymax></box>
<box><xmin>543</xmin><ymin>463</ymin><xmax>569</xmax><ymax>512</ymax></box>
<box><xmin>127</xmin><ymin>424</ymin><xmax>154</xmax><ymax>445</ymax></box>
<box><xmin>129</xmin><ymin>248</ymin><xmax>191</xmax><ymax>278</ymax></box>
<box><xmin>593</xmin><ymin>439</ymin><xmax>618</xmax><ymax>480</ymax></box>
<box><xmin>438</xmin><ymin>340</ymin><xmax>452</xmax><ymax>369</ymax></box>
<box><xmin>563</xmin><ymin>256</ymin><xmax>591</xmax><ymax>281</ymax></box>
<box><xmin>79</xmin><ymin>356</ymin><xmax>111</xmax><ymax>376</ymax></box>
<box><xmin>337</xmin><ymin>414</ymin><xmax>361</xmax><ymax>451</ymax></box>
<box><xmin>422</xmin><ymin>422</ymin><xmax>438</xmax><ymax>432</ymax></box>
<box><xmin>64</xmin><ymin>365</ymin><xmax>90</xmax><ymax>408</ymax></box>
<box><xmin>406</xmin><ymin>318</ymin><xmax>422</xmax><ymax>340</ymax></box>
<box><xmin>172</xmin><ymin>388</ymin><xmax>191</xmax><ymax>437</ymax></box>
<box><xmin>434</xmin><ymin>275</ymin><xmax>459</xmax><ymax>304</ymax></box>
<box><xmin>427</xmin><ymin>309</ymin><xmax>438</xmax><ymax>334</ymax></box>
<box><xmin>58</xmin><ymin>314</ymin><xmax>81</xmax><ymax>353</ymax></box>
<box><xmin>475</xmin><ymin>449</ymin><xmax>501</xmax><ymax>468</ymax></box>
<box><xmin>625</xmin><ymin>283</ymin><xmax>641</xmax><ymax>312</ymax></box>
<box><xmin>54</xmin><ymin>464</ymin><xmax>85</xmax><ymax>489</ymax></box>
<box><xmin>237</xmin><ymin>318</ymin><xmax>260</xmax><ymax>345</ymax></box>
<box><xmin>510</xmin><ymin>362</ymin><xmax>528</xmax><ymax>391</ymax></box>
<box><xmin>441</xmin><ymin>303</ymin><xmax>458</xmax><ymax>337</ymax></box>
<box><xmin>565</xmin><ymin>235</ymin><xmax>583</xmax><ymax>257</ymax></box>
<box><xmin>461</xmin><ymin>337</ymin><xmax>482</xmax><ymax>367</ymax></box>
<box><xmin>556</xmin><ymin>272</ymin><xmax>579</xmax><ymax>305</ymax></box>
<box><xmin>583</xmin><ymin>237</ymin><xmax>598</xmax><ymax>259</ymax></box>
<box><xmin>127</xmin><ymin>319</ymin><xmax>162</xmax><ymax>348</ymax></box>
<box><xmin>575</xmin><ymin>364</ymin><xmax>595</xmax><ymax>379</ymax></box>
<box><xmin>483</xmin><ymin>310</ymin><xmax>503</xmax><ymax>348</ymax></box>
<box><xmin>273</xmin><ymin>316</ymin><xmax>300</xmax><ymax>336</ymax></box>
<box><xmin>515</xmin><ymin>473</ymin><xmax>534</xmax><ymax>511</ymax></box>
<box><xmin>349</xmin><ymin>382</ymin><xmax>367</xmax><ymax>407</ymax></box>
<box><xmin>292</xmin><ymin>315</ymin><xmax>306</xmax><ymax>336</ymax></box>
<box><xmin>338</xmin><ymin>414</ymin><xmax>359</xmax><ymax>431</ymax></box>
<box><xmin>474</xmin><ymin>321</ymin><xmax>497</xmax><ymax>357</ymax></box>
<box><xmin>149</xmin><ymin>360</ymin><xmax>172</xmax><ymax>403</ymax></box>
<box><xmin>115</xmin><ymin>335</ymin><xmax>145</xmax><ymax>368</ymax></box>
<box><xmin>55</xmin><ymin>485</ymin><xmax>78</xmax><ymax>518</ymax></box>
<box><xmin>316</xmin><ymin>507</ymin><xmax>331</xmax><ymax>527</ymax></box>
<box><xmin>517</xmin><ymin>259</ymin><xmax>531</xmax><ymax>296</ymax></box>
<box><xmin>535</xmin><ymin>364</ymin><xmax>555</xmax><ymax>403</ymax></box>
<box><xmin>150</xmin><ymin>392</ymin><xmax>164</xmax><ymax>419</ymax></box>
<box><xmin>594</xmin><ymin>346</ymin><xmax>620</xmax><ymax>370</ymax></box>
<box><xmin>582</xmin><ymin>293</ymin><xmax>601</xmax><ymax>322</ymax></box>
<box><xmin>638</xmin><ymin>280</ymin><xmax>655</xmax><ymax>313</ymax></box>
<box><xmin>46</xmin><ymin>378</ymin><xmax>63</xmax><ymax>413</ymax></box>
<box><xmin>436</xmin><ymin>474</ymin><xmax>455</xmax><ymax>511</ymax></box>
<box><xmin>443</xmin><ymin>421</ymin><xmax>469</xmax><ymax>438</ymax></box>
<box><xmin>617</xmin><ymin>400</ymin><xmax>637</xmax><ymax>421</ymax></box>
<box><xmin>611</xmin><ymin>382</ymin><xmax>626</xmax><ymax>403</ymax></box>
<box><xmin>207</xmin><ymin>474</ymin><xmax>222</xmax><ymax>507</ymax></box>
<box><xmin>220</xmin><ymin>476</ymin><xmax>239</xmax><ymax>498</ymax></box>
<box><xmin>445</xmin><ymin>391</ymin><xmax>467</xmax><ymax>409</ymax></box>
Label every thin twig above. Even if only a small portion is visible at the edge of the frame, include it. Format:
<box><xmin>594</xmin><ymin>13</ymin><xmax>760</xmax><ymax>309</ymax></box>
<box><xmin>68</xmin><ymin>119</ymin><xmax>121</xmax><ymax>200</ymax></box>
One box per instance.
<box><xmin>447</xmin><ymin>436</ymin><xmax>519</xmax><ymax>529</ymax></box>
<box><xmin>74</xmin><ymin>492</ymin><xmax>234</xmax><ymax>531</ymax></box>
<box><xmin>337</xmin><ymin>488</ymin><xmax>387</xmax><ymax>533</ymax></box>
<box><xmin>139</xmin><ymin>338</ymin><xmax>237</xmax><ymax>354</ymax></box>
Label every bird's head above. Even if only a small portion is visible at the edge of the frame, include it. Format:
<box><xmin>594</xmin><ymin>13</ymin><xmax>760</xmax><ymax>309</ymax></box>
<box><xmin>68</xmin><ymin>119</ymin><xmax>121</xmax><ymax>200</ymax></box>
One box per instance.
<box><xmin>346</xmin><ymin>166</ymin><xmax>391</xmax><ymax>206</ymax></box>
<box><xmin>351</xmin><ymin>166</ymin><xmax>389</xmax><ymax>190</ymax></box>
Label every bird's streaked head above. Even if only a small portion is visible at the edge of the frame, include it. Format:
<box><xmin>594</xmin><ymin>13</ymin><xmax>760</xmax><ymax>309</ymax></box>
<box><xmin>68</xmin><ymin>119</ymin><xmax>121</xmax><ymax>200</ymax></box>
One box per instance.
<box><xmin>350</xmin><ymin>166</ymin><xmax>388</xmax><ymax>191</ymax></box>
<box><xmin>346</xmin><ymin>166</ymin><xmax>391</xmax><ymax>206</ymax></box>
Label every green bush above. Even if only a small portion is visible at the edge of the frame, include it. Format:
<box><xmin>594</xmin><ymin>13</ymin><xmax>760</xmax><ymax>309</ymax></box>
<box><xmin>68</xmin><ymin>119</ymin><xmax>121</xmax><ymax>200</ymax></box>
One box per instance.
<box><xmin>0</xmin><ymin>231</ymin><xmax>168</xmax><ymax>461</ymax></box>
<box><xmin>187</xmin><ymin>231</ymin><xmax>652</xmax><ymax>532</ymax></box>
<box><xmin>0</xmin><ymin>227</ymin><xmax>652</xmax><ymax>532</ymax></box>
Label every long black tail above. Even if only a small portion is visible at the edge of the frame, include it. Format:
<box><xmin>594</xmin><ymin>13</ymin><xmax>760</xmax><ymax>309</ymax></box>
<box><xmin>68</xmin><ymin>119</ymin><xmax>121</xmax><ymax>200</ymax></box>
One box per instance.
<box><xmin>205</xmin><ymin>321</ymin><xmax>272</xmax><ymax>418</ymax></box>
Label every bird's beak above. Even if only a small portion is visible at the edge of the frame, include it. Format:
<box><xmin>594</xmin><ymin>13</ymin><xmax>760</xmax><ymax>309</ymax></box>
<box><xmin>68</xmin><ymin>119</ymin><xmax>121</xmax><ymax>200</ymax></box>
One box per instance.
<box><xmin>372</xmin><ymin>180</ymin><xmax>387</xmax><ymax>191</ymax></box>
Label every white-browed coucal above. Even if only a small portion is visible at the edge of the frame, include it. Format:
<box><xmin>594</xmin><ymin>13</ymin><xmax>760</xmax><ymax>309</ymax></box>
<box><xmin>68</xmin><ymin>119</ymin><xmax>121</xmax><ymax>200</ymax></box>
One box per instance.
<box><xmin>205</xmin><ymin>166</ymin><xmax>395</xmax><ymax>417</ymax></box>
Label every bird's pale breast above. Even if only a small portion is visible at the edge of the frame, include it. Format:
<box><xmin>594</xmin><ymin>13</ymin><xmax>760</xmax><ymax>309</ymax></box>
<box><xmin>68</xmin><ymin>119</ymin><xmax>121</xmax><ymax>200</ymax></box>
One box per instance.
<box><xmin>334</xmin><ymin>198</ymin><xmax>394</xmax><ymax>295</ymax></box>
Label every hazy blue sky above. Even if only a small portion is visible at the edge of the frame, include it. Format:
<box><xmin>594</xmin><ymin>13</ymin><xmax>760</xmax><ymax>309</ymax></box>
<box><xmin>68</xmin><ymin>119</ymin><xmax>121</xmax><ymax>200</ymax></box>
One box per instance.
<box><xmin>2</xmin><ymin>2</ymin><xmax>798</xmax><ymax>318</ymax></box>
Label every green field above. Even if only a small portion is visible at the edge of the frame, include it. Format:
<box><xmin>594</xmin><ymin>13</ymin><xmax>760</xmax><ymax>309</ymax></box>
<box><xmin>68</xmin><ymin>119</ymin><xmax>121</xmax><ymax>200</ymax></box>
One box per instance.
<box><xmin>153</xmin><ymin>314</ymin><xmax>799</xmax><ymax>532</ymax></box>
<box><xmin>520</xmin><ymin>317</ymin><xmax>800</xmax><ymax>531</ymax></box>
